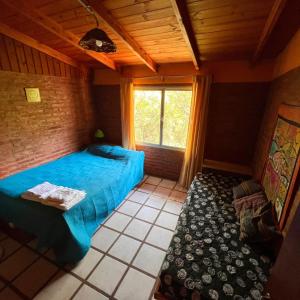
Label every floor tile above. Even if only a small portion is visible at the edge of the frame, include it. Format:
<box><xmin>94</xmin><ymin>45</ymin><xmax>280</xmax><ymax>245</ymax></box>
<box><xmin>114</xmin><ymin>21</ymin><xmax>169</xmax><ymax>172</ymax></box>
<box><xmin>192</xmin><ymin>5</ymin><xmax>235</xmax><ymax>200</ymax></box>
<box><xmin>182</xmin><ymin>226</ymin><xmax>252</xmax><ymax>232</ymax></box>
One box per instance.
<box><xmin>109</xmin><ymin>235</ymin><xmax>141</xmax><ymax>263</ymax></box>
<box><xmin>124</xmin><ymin>219</ymin><xmax>152</xmax><ymax>241</ymax></box>
<box><xmin>0</xmin><ymin>231</ymin><xmax>6</xmax><ymax>240</ymax></box>
<box><xmin>136</xmin><ymin>206</ymin><xmax>160</xmax><ymax>223</ymax></box>
<box><xmin>0</xmin><ymin>247</ymin><xmax>38</xmax><ymax>280</ymax></box>
<box><xmin>0</xmin><ymin>287</ymin><xmax>23</xmax><ymax>300</ymax></box>
<box><xmin>138</xmin><ymin>183</ymin><xmax>156</xmax><ymax>194</ymax></box>
<box><xmin>146</xmin><ymin>226</ymin><xmax>174</xmax><ymax>250</ymax></box>
<box><xmin>145</xmin><ymin>176</ymin><xmax>162</xmax><ymax>185</ymax></box>
<box><xmin>33</xmin><ymin>271</ymin><xmax>81</xmax><ymax>300</ymax></box>
<box><xmin>0</xmin><ymin>279</ymin><xmax>5</xmax><ymax>290</ymax></box>
<box><xmin>115</xmin><ymin>268</ymin><xmax>155</xmax><ymax>300</ymax></box>
<box><xmin>142</xmin><ymin>175</ymin><xmax>149</xmax><ymax>182</ymax></box>
<box><xmin>44</xmin><ymin>249</ymin><xmax>56</xmax><ymax>261</ymax></box>
<box><xmin>67</xmin><ymin>248</ymin><xmax>103</xmax><ymax>279</ymax></box>
<box><xmin>88</xmin><ymin>256</ymin><xmax>127</xmax><ymax>295</ymax></box>
<box><xmin>117</xmin><ymin>201</ymin><xmax>142</xmax><ymax>217</ymax></box>
<box><xmin>73</xmin><ymin>284</ymin><xmax>108</xmax><ymax>300</ymax></box>
<box><xmin>145</xmin><ymin>195</ymin><xmax>166</xmax><ymax>209</ymax></box>
<box><xmin>128</xmin><ymin>191</ymin><xmax>149</xmax><ymax>204</ymax></box>
<box><xmin>159</xmin><ymin>179</ymin><xmax>176</xmax><ymax>189</ymax></box>
<box><xmin>133</xmin><ymin>244</ymin><xmax>166</xmax><ymax>276</ymax></box>
<box><xmin>92</xmin><ymin>227</ymin><xmax>119</xmax><ymax>252</ymax></box>
<box><xmin>0</xmin><ymin>237</ymin><xmax>21</xmax><ymax>260</ymax></box>
<box><xmin>169</xmin><ymin>190</ymin><xmax>186</xmax><ymax>202</ymax></box>
<box><xmin>105</xmin><ymin>212</ymin><xmax>132</xmax><ymax>232</ymax></box>
<box><xmin>155</xmin><ymin>211</ymin><xmax>179</xmax><ymax>231</ymax></box>
<box><xmin>153</xmin><ymin>186</ymin><xmax>171</xmax><ymax>198</ymax></box>
<box><xmin>163</xmin><ymin>200</ymin><xmax>183</xmax><ymax>215</ymax></box>
<box><xmin>125</xmin><ymin>190</ymin><xmax>134</xmax><ymax>199</ymax></box>
<box><xmin>27</xmin><ymin>239</ymin><xmax>48</xmax><ymax>254</ymax></box>
<box><xmin>12</xmin><ymin>258</ymin><xmax>58</xmax><ymax>298</ymax></box>
<box><xmin>174</xmin><ymin>183</ymin><xmax>187</xmax><ymax>192</ymax></box>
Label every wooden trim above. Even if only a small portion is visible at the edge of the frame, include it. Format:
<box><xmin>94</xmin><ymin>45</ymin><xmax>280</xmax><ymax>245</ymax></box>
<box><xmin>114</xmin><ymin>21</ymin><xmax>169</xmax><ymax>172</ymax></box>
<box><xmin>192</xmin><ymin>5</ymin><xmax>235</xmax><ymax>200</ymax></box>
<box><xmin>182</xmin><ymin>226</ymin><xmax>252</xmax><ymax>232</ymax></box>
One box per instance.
<box><xmin>85</xmin><ymin>0</ymin><xmax>157</xmax><ymax>72</ymax></box>
<box><xmin>170</xmin><ymin>0</ymin><xmax>201</xmax><ymax>70</ymax></box>
<box><xmin>252</xmin><ymin>0</ymin><xmax>287</xmax><ymax>62</ymax></box>
<box><xmin>0</xmin><ymin>0</ymin><xmax>117</xmax><ymax>70</ymax></box>
<box><xmin>0</xmin><ymin>22</ymin><xmax>82</xmax><ymax>70</ymax></box>
<box><xmin>203</xmin><ymin>159</ymin><xmax>253</xmax><ymax>176</ymax></box>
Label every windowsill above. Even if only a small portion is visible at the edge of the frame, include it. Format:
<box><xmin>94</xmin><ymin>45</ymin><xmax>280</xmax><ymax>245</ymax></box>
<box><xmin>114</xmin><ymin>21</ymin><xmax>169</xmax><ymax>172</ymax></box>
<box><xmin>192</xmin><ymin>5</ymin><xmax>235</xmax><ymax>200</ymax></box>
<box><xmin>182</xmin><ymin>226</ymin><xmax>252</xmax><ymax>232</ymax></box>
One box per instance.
<box><xmin>136</xmin><ymin>143</ymin><xmax>186</xmax><ymax>152</ymax></box>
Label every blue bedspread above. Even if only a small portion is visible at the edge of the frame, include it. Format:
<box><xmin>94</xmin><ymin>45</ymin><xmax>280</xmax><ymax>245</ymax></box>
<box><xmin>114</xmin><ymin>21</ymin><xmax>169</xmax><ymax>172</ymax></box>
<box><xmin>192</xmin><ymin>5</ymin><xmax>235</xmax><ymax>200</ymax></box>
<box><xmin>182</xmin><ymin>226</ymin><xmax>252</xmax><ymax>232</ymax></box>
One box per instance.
<box><xmin>0</xmin><ymin>145</ymin><xmax>144</xmax><ymax>263</ymax></box>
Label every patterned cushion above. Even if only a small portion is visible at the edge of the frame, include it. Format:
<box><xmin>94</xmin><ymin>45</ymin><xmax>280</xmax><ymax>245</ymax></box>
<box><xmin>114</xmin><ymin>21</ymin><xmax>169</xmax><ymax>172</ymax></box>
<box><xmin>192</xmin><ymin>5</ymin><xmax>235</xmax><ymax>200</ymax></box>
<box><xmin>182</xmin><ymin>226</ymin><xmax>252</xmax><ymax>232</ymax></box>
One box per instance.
<box><xmin>233</xmin><ymin>191</ymin><xmax>268</xmax><ymax>218</ymax></box>
<box><xmin>240</xmin><ymin>201</ymin><xmax>277</xmax><ymax>243</ymax></box>
<box><xmin>232</xmin><ymin>180</ymin><xmax>262</xmax><ymax>199</ymax></box>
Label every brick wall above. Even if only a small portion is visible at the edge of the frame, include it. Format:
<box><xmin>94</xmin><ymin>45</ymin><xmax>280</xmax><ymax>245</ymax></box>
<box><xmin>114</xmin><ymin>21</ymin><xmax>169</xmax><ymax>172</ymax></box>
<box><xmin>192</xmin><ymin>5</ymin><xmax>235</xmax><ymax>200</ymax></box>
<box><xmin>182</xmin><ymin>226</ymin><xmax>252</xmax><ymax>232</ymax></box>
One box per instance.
<box><xmin>136</xmin><ymin>145</ymin><xmax>184</xmax><ymax>180</ymax></box>
<box><xmin>0</xmin><ymin>71</ymin><xmax>96</xmax><ymax>178</ymax></box>
<box><xmin>93</xmin><ymin>85</ymin><xmax>122</xmax><ymax>145</ymax></box>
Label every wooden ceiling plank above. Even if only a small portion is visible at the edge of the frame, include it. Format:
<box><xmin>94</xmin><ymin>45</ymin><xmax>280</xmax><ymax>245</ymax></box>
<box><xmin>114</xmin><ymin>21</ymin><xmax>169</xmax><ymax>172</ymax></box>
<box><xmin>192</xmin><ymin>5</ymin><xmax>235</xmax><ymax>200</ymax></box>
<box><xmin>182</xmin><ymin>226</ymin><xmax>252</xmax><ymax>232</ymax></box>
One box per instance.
<box><xmin>0</xmin><ymin>0</ymin><xmax>117</xmax><ymax>70</ymax></box>
<box><xmin>170</xmin><ymin>0</ymin><xmax>201</xmax><ymax>70</ymax></box>
<box><xmin>85</xmin><ymin>0</ymin><xmax>157</xmax><ymax>72</ymax></box>
<box><xmin>252</xmin><ymin>0</ymin><xmax>287</xmax><ymax>62</ymax></box>
<box><xmin>0</xmin><ymin>21</ymin><xmax>82</xmax><ymax>69</ymax></box>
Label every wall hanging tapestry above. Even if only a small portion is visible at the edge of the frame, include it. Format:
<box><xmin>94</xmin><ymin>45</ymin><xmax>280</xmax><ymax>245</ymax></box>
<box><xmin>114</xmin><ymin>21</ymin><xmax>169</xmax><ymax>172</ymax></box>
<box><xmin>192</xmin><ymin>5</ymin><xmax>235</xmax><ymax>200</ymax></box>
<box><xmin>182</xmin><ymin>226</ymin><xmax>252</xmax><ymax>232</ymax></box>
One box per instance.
<box><xmin>262</xmin><ymin>104</ymin><xmax>300</xmax><ymax>229</ymax></box>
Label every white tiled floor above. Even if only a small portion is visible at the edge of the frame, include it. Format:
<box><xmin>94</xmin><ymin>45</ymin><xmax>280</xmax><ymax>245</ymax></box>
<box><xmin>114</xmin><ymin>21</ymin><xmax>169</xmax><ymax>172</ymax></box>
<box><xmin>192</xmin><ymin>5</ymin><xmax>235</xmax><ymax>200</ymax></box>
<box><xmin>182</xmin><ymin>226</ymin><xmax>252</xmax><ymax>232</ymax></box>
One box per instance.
<box><xmin>0</xmin><ymin>174</ymin><xmax>187</xmax><ymax>300</ymax></box>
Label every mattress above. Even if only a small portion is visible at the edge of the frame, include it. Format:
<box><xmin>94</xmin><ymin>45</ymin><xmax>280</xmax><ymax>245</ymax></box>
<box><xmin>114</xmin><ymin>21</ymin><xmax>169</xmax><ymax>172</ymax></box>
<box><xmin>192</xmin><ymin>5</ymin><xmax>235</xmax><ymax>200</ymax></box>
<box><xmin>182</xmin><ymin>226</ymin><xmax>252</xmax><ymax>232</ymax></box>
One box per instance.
<box><xmin>0</xmin><ymin>145</ymin><xmax>144</xmax><ymax>263</ymax></box>
<box><xmin>159</xmin><ymin>171</ymin><xmax>272</xmax><ymax>300</ymax></box>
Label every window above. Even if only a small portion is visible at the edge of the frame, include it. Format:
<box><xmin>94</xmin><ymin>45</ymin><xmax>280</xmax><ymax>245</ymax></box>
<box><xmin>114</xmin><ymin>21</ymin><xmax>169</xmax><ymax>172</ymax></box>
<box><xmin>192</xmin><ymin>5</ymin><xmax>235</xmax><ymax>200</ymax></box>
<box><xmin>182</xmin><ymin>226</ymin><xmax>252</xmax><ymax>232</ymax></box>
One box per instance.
<box><xmin>134</xmin><ymin>87</ymin><xmax>192</xmax><ymax>149</ymax></box>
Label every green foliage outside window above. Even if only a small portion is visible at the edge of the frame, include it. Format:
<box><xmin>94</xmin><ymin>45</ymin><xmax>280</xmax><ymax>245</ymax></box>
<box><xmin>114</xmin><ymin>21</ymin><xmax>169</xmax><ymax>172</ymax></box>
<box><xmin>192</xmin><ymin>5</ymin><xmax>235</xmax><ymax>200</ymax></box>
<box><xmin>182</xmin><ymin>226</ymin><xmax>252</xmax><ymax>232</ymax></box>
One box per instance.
<box><xmin>134</xmin><ymin>89</ymin><xmax>192</xmax><ymax>149</ymax></box>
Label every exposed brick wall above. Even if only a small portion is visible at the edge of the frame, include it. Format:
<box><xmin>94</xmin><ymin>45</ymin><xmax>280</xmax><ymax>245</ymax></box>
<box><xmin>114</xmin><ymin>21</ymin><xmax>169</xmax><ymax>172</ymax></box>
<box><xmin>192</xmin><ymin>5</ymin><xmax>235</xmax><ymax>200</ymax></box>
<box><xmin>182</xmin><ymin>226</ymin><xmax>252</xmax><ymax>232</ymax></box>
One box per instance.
<box><xmin>253</xmin><ymin>66</ymin><xmax>300</xmax><ymax>179</ymax></box>
<box><xmin>136</xmin><ymin>144</ymin><xmax>184</xmax><ymax>181</ymax></box>
<box><xmin>92</xmin><ymin>85</ymin><xmax>122</xmax><ymax>145</ymax></box>
<box><xmin>0</xmin><ymin>71</ymin><xmax>96</xmax><ymax>178</ymax></box>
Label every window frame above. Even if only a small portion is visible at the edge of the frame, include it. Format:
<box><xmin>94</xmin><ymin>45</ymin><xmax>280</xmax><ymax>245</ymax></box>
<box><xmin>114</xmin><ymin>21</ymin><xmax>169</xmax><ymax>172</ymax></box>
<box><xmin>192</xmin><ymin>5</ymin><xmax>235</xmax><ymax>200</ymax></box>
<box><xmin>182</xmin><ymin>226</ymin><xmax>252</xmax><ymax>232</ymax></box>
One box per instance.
<box><xmin>134</xmin><ymin>85</ymin><xmax>192</xmax><ymax>151</ymax></box>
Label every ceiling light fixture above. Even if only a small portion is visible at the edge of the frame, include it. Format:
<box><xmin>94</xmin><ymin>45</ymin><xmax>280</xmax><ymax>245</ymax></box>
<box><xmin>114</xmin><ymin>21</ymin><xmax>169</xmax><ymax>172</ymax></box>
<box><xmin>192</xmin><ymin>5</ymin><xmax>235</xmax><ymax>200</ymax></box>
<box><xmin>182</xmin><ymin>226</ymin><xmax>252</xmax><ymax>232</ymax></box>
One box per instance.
<box><xmin>78</xmin><ymin>0</ymin><xmax>116</xmax><ymax>53</ymax></box>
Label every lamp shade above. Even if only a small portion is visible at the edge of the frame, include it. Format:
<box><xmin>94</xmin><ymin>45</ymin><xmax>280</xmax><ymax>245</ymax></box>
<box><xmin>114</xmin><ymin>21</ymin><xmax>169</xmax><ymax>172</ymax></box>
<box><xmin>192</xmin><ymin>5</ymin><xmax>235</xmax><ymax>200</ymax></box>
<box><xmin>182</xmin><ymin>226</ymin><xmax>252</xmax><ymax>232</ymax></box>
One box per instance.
<box><xmin>95</xmin><ymin>129</ymin><xmax>104</xmax><ymax>139</ymax></box>
<box><xmin>79</xmin><ymin>28</ymin><xmax>116</xmax><ymax>53</ymax></box>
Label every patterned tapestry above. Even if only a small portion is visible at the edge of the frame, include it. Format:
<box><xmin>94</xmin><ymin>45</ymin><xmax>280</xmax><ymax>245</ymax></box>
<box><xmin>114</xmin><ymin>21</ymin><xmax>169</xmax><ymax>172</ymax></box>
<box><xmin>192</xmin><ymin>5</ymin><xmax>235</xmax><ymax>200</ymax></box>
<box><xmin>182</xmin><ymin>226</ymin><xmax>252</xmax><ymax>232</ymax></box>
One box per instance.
<box><xmin>263</xmin><ymin>116</ymin><xmax>300</xmax><ymax>221</ymax></box>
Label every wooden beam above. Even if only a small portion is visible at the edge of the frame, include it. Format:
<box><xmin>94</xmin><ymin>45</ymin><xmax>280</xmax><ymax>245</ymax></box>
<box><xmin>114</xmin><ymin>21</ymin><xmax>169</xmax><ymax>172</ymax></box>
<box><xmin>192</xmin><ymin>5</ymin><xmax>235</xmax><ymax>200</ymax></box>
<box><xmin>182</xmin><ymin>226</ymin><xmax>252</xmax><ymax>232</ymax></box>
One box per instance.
<box><xmin>170</xmin><ymin>0</ymin><xmax>201</xmax><ymax>70</ymax></box>
<box><xmin>0</xmin><ymin>22</ymin><xmax>82</xmax><ymax>69</ymax></box>
<box><xmin>252</xmin><ymin>0</ymin><xmax>287</xmax><ymax>62</ymax></box>
<box><xmin>0</xmin><ymin>0</ymin><xmax>117</xmax><ymax>70</ymax></box>
<box><xmin>84</xmin><ymin>0</ymin><xmax>157</xmax><ymax>72</ymax></box>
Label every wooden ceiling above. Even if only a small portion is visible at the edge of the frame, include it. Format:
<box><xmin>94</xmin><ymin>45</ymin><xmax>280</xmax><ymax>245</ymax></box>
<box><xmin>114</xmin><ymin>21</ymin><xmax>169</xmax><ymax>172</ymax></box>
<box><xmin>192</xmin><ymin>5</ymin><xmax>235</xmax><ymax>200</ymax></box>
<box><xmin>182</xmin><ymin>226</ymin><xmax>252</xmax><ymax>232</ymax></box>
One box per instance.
<box><xmin>0</xmin><ymin>0</ymin><xmax>296</xmax><ymax>71</ymax></box>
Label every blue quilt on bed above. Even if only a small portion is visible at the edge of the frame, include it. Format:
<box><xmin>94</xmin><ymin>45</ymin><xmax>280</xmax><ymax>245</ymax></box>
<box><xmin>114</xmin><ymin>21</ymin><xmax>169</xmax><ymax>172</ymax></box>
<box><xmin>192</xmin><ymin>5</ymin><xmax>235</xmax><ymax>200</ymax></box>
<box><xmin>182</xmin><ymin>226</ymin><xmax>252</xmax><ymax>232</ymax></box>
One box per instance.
<box><xmin>0</xmin><ymin>145</ymin><xmax>144</xmax><ymax>263</ymax></box>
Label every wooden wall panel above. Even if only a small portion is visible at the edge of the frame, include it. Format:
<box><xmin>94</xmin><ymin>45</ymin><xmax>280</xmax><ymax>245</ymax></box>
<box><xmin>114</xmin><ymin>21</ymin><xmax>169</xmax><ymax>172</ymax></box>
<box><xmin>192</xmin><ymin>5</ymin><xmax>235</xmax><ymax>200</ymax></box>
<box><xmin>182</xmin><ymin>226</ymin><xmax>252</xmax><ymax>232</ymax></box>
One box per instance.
<box><xmin>0</xmin><ymin>33</ymin><xmax>84</xmax><ymax>78</ymax></box>
<box><xmin>205</xmin><ymin>82</ymin><xmax>269</xmax><ymax>166</ymax></box>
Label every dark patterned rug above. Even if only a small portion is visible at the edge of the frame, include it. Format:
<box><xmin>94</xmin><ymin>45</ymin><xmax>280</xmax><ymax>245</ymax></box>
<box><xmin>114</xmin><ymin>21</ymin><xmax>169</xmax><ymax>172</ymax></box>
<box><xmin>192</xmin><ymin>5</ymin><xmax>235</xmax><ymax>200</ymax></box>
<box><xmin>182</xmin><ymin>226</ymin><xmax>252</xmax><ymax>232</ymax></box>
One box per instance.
<box><xmin>159</xmin><ymin>171</ymin><xmax>271</xmax><ymax>300</ymax></box>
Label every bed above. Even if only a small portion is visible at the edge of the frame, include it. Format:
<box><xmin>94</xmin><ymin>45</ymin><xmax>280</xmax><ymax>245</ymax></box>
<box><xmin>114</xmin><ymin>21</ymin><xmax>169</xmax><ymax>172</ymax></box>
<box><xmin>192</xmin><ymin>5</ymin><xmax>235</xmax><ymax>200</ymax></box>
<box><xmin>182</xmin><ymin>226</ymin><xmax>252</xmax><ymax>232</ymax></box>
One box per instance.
<box><xmin>0</xmin><ymin>145</ymin><xmax>144</xmax><ymax>263</ymax></box>
<box><xmin>156</xmin><ymin>171</ymin><xmax>272</xmax><ymax>300</ymax></box>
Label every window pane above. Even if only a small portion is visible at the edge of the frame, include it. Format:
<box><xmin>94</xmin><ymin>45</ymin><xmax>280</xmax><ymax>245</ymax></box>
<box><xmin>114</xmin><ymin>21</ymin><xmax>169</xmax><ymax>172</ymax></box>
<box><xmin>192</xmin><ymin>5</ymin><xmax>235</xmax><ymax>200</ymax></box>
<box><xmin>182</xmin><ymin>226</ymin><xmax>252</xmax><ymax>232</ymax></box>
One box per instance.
<box><xmin>134</xmin><ymin>90</ymin><xmax>161</xmax><ymax>145</ymax></box>
<box><xmin>163</xmin><ymin>90</ymin><xmax>192</xmax><ymax>148</ymax></box>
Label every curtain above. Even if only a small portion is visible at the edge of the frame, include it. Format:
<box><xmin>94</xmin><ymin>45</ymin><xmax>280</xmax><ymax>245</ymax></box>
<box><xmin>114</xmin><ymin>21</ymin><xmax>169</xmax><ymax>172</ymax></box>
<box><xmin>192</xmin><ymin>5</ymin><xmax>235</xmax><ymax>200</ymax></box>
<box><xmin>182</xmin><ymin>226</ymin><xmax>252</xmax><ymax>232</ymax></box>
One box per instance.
<box><xmin>120</xmin><ymin>77</ymin><xmax>136</xmax><ymax>150</ymax></box>
<box><xmin>179</xmin><ymin>75</ymin><xmax>212</xmax><ymax>188</ymax></box>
